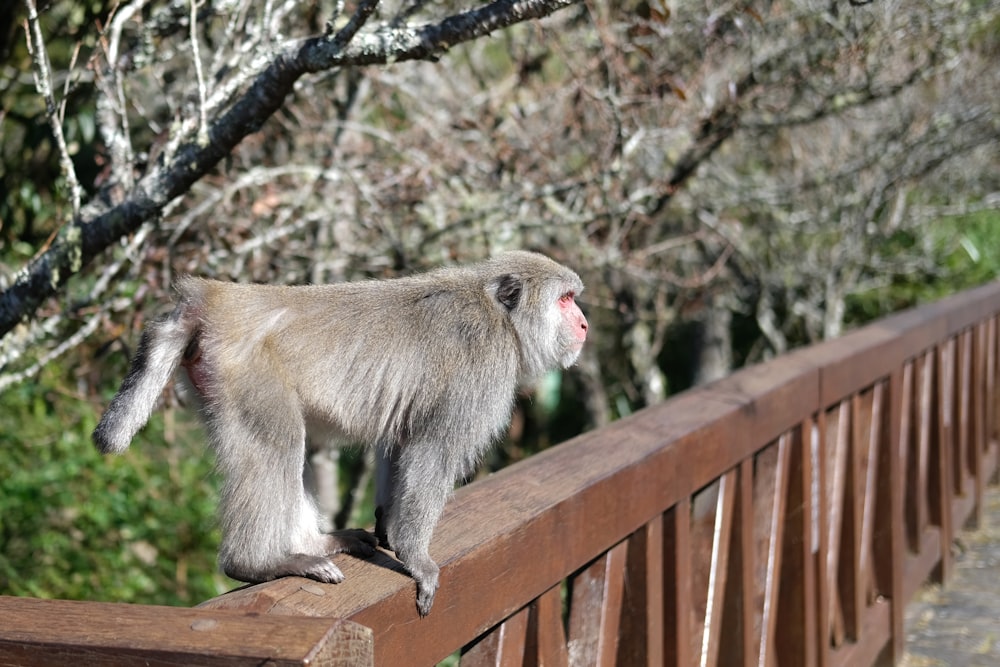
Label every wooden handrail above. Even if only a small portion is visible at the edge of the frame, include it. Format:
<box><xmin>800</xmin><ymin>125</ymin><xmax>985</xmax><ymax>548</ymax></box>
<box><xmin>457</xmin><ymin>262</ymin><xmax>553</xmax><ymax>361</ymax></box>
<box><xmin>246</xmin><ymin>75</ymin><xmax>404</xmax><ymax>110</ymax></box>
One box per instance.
<box><xmin>4</xmin><ymin>280</ymin><xmax>1000</xmax><ymax>666</ymax></box>
<box><xmin>0</xmin><ymin>596</ymin><xmax>372</xmax><ymax>665</ymax></box>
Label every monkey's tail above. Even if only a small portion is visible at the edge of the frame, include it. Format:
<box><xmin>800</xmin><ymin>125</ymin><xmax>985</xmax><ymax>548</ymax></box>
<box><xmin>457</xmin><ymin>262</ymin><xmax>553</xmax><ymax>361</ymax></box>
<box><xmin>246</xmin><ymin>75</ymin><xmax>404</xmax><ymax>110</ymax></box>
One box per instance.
<box><xmin>92</xmin><ymin>308</ymin><xmax>197</xmax><ymax>454</ymax></box>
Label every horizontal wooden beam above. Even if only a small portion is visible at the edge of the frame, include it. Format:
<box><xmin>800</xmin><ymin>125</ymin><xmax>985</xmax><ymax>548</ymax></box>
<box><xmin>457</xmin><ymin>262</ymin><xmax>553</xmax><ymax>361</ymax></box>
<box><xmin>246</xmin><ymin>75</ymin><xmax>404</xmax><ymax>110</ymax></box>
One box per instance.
<box><xmin>0</xmin><ymin>595</ymin><xmax>372</xmax><ymax>666</ymax></box>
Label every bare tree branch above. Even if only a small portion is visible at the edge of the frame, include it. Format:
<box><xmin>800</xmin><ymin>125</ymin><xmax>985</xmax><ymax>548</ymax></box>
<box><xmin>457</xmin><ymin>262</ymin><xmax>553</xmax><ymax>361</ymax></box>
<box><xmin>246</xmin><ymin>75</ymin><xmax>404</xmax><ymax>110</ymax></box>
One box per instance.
<box><xmin>0</xmin><ymin>0</ymin><xmax>581</xmax><ymax>339</ymax></box>
<box><xmin>24</xmin><ymin>0</ymin><xmax>83</xmax><ymax>215</ymax></box>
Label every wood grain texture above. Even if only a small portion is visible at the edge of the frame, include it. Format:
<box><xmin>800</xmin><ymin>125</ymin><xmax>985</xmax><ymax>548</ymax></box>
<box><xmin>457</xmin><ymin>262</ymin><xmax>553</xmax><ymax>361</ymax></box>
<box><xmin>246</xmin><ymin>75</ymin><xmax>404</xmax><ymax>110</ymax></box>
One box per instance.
<box><xmin>0</xmin><ymin>595</ymin><xmax>372</xmax><ymax>666</ymax></box>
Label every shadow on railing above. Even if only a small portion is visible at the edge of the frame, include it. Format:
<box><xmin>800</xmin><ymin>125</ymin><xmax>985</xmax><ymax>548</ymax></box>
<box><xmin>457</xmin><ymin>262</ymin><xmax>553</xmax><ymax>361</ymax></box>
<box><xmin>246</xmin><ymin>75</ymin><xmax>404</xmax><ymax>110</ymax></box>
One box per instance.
<box><xmin>3</xmin><ymin>282</ymin><xmax>1000</xmax><ymax>666</ymax></box>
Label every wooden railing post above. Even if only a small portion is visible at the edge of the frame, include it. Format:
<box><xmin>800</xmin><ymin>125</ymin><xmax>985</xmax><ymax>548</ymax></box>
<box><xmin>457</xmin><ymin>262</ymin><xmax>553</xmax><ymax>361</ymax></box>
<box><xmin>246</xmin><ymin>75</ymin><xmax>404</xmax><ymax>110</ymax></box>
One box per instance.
<box><xmin>776</xmin><ymin>420</ymin><xmax>818</xmax><ymax>667</ymax></box>
<box><xmin>0</xmin><ymin>596</ymin><xmax>373</xmax><ymax>666</ymax></box>
<box><xmin>663</xmin><ymin>497</ymin><xmax>693</xmax><ymax>667</ymax></box>
<box><xmin>931</xmin><ymin>342</ymin><xmax>955</xmax><ymax>583</ymax></box>
<box><xmin>873</xmin><ymin>369</ymin><xmax>905</xmax><ymax>666</ymax></box>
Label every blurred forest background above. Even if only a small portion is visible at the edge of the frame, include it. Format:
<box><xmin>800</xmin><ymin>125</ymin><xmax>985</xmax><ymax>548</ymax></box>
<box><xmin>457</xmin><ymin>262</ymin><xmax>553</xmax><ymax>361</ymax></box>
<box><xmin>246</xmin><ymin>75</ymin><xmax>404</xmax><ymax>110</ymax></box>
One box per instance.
<box><xmin>1</xmin><ymin>0</ymin><xmax>998</xmax><ymax>606</ymax></box>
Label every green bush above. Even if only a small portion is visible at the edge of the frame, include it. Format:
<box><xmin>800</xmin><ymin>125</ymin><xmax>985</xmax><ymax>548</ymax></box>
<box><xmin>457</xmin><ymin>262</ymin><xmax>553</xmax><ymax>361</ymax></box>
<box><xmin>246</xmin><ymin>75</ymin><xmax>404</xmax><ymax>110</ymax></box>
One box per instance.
<box><xmin>0</xmin><ymin>365</ymin><xmax>230</xmax><ymax>605</ymax></box>
<box><xmin>846</xmin><ymin>210</ymin><xmax>1000</xmax><ymax>324</ymax></box>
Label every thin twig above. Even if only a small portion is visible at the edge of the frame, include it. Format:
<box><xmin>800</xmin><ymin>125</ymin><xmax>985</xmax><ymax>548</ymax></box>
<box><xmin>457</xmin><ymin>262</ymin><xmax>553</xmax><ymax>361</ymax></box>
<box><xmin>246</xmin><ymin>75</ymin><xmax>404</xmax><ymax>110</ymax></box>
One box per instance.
<box><xmin>190</xmin><ymin>0</ymin><xmax>209</xmax><ymax>144</ymax></box>
<box><xmin>24</xmin><ymin>0</ymin><xmax>83</xmax><ymax>216</ymax></box>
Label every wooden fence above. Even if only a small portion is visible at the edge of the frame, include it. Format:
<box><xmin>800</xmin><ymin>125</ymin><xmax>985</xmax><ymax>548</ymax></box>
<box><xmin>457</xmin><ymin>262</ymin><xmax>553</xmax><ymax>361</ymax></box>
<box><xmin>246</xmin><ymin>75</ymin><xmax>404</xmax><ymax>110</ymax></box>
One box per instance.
<box><xmin>3</xmin><ymin>281</ymin><xmax>1000</xmax><ymax>666</ymax></box>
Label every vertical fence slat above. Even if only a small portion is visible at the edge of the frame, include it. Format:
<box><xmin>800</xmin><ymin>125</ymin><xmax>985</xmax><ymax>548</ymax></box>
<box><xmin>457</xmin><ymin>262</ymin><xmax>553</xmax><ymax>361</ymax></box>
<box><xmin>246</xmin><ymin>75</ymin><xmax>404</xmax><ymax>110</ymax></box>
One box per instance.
<box><xmin>462</xmin><ymin>606</ymin><xmax>529</xmax><ymax>667</ymax></box>
<box><xmin>958</xmin><ymin>331</ymin><xmax>973</xmax><ymax>498</ymax></box>
<box><xmin>758</xmin><ymin>435</ymin><xmax>791</xmax><ymax>667</ymax></box>
<box><xmin>859</xmin><ymin>385</ymin><xmax>884</xmax><ymax>605</ymax></box>
<box><xmin>899</xmin><ymin>361</ymin><xmax>916</xmax><ymax>553</ymax></box>
<box><xmin>775</xmin><ymin>420</ymin><xmax>818</xmax><ymax>667</ymax></box>
<box><xmin>932</xmin><ymin>343</ymin><xmax>955</xmax><ymax>583</ymax></box>
<box><xmin>719</xmin><ymin>460</ymin><xmax>756</xmax><ymax>667</ymax></box>
<box><xmin>815</xmin><ymin>409</ymin><xmax>832</xmax><ymax>667</ymax></box>
<box><xmin>566</xmin><ymin>541</ymin><xmax>627</xmax><ymax>667</ymax></box>
<box><xmin>987</xmin><ymin>316</ymin><xmax>998</xmax><ymax>449</ymax></box>
<box><xmin>700</xmin><ymin>470</ymin><xmax>736</xmax><ymax>667</ymax></box>
<box><xmin>916</xmin><ymin>351</ymin><xmax>933</xmax><ymax>554</ymax></box>
<box><xmin>873</xmin><ymin>368</ymin><xmax>906</xmax><ymax>666</ymax></box>
<box><xmin>970</xmin><ymin>323</ymin><xmax>987</xmax><ymax>527</ymax></box>
<box><xmin>525</xmin><ymin>585</ymin><xmax>569</xmax><ymax>667</ymax></box>
<box><xmin>617</xmin><ymin>516</ymin><xmax>664</xmax><ymax>667</ymax></box>
<box><xmin>826</xmin><ymin>401</ymin><xmax>850</xmax><ymax>646</ymax></box>
<box><xmin>835</xmin><ymin>395</ymin><xmax>860</xmax><ymax>642</ymax></box>
<box><xmin>664</xmin><ymin>497</ymin><xmax>693</xmax><ymax>667</ymax></box>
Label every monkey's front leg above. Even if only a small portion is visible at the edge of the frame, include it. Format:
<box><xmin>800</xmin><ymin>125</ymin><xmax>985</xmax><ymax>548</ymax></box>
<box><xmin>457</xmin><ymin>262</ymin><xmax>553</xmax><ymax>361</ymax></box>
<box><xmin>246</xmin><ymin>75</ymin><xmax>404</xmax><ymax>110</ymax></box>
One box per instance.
<box><xmin>385</xmin><ymin>445</ymin><xmax>453</xmax><ymax>616</ymax></box>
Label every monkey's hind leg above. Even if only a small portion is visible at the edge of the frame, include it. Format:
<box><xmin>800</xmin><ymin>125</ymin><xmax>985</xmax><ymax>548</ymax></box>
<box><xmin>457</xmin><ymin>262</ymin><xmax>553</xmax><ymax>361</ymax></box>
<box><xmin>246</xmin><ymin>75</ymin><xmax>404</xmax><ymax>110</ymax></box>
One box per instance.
<box><xmin>211</xmin><ymin>400</ymin><xmax>374</xmax><ymax>586</ymax></box>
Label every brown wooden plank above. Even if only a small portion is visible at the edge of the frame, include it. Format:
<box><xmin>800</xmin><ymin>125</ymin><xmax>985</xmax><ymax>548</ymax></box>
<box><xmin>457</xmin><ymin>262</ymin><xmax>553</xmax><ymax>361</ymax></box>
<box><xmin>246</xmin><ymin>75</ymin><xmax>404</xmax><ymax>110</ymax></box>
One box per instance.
<box><xmin>757</xmin><ymin>435</ymin><xmax>791</xmax><ymax>667</ymax></box>
<box><xmin>775</xmin><ymin>420</ymin><xmax>817</xmax><ymax>667</ymax></box>
<box><xmin>969</xmin><ymin>323</ymin><xmax>986</xmax><ymax>527</ymax></box>
<box><xmin>0</xmin><ymin>596</ymin><xmax>372</xmax><ymax>666</ymax></box>
<box><xmin>461</xmin><ymin>605</ymin><xmax>528</xmax><ymax>667</ymax></box>
<box><xmin>827</xmin><ymin>601</ymin><xmax>891</xmax><ymax>667</ymax></box>
<box><xmin>566</xmin><ymin>541</ymin><xmax>627</xmax><ymax>666</ymax></box>
<box><xmin>902</xmin><ymin>528</ymin><xmax>943</xmax><ymax>603</ymax></box>
<box><xmin>898</xmin><ymin>361</ymin><xmax>918</xmax><ymax>553</ymax></box>
<box><xmin>700</xmin><ymin>469</ymin><xmax>736</xmax><ymax>667</ymax></box>
<box><xmin>688</xmin><ymin>480</ymin><xmax>716</xmax><ymax>662</ymax></box>
<box><xmin>986</xmin><ymin>316</ymin><xmax>998</xmax><ymax>449</ymax></box>
<box><xmin>839</xmin><ymin>393</ymin><xmax>862</xmax><ymax>641</ymax></box>
<box><xmin>915</xmin><ymin>352</ymin><xmax>933</xmax><ymax>548</ymax></box>
<box><xmin>858</xmin><ymin>385</ymin><xmax>883</xmax><ymax>605</ymax></box>
<box><xmin>664</xmin><ymin>498</ymin><xmax>693</xmax><ymax>667</ymax></box>
<box><xmin>525</xmin><ymin>584</ymin><xmax>568</xmax><ymax>667</ymax></box>
<box><xmin>815</xmin><ymin>408</ymin><xmax>832</xmax><ymax>667</ymax></box>
<box><xmin>943</xmin><ymin>280</ymin><xmax>1000</xmax><ymax>336</ymax></box>
<box><xmin>825</xmin><ymin>401</ymin><xmax>849</xmax><ymax>648</ymax></box>
<box><xmin>872</xmin><ymin>368</ymin><xmax>905</xmax><ymax>666</ymax></box>
<box><xmin>931</xmin><ymin>342</ymin><xmax>955</xmax><ymax>583</ymax></box>
<box><xmin>718</xmin><ymin>460</ymin><xmax>755</xmax><ymax>667</ymax></box>
<box><xmin>950</xmin><ymin>478</ymin><xmax>978</xmax><ymax>533</ymax></box>
<box><xmin>813</xmin><ymin>327</ymin><xmax>905</xmax><ymax>407</ymax></box>
<box><xmin>617</xmin><ymin>517</ymin><xmax>664</xmax><ymax>667</ymax></box>
<box><xmin>957</xmin><ymin>330</ymin><xmax>973</xmax><ymax>495</ymax></box>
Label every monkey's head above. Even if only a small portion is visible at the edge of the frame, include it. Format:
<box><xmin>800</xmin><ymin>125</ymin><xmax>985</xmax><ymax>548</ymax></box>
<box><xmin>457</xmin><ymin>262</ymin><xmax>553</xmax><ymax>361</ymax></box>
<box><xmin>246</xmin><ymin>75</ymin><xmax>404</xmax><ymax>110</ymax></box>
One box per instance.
<box><xmin>485</xmin><ymin>251</ymin><xmax>588</xmax><ymax>381</ymax></box>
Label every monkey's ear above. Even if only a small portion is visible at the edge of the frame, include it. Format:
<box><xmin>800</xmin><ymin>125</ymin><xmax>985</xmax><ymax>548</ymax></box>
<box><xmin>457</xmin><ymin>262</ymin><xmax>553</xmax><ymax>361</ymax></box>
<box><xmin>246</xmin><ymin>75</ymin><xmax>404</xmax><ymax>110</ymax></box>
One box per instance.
<box><xmin>490</xmin><ymin>274</ymin><xmax>523</xmax><ymax>311</ymax></box>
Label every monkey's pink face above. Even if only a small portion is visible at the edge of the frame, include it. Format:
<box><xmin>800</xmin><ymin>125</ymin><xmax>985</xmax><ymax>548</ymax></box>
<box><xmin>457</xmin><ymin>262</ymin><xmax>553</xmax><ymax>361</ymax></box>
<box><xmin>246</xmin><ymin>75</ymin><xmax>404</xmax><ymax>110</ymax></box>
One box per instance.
<box><xmin>559</xmin><ymin>292</ymin><xmax>588</xmax><ymax>362</ymax></box>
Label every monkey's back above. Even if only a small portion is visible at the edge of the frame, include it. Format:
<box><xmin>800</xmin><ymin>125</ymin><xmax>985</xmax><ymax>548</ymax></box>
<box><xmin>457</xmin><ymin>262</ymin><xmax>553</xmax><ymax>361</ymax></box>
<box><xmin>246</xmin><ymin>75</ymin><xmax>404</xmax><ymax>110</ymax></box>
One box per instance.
<box><xmin>176</xmin><ymin>273</ymin><xmax>522</xmax><ymax>448</ymax></box>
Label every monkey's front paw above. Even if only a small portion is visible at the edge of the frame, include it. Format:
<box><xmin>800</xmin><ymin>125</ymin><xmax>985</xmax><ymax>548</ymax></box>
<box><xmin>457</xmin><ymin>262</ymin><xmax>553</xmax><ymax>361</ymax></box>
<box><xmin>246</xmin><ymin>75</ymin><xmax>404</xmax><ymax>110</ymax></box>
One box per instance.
<box><xmin>416</xmin><ymin>576</ymin><xmax>439</xmax><ymax>616</ymax></box>
<box><xmin>408</xmin><ymin>560</ymin><xmax>440</xmax><ymax>617</ymax></box>
<box><xmin>324</xmin><ymin>529</ymin><xmax>377</xmax><ymax>558</ymax></box>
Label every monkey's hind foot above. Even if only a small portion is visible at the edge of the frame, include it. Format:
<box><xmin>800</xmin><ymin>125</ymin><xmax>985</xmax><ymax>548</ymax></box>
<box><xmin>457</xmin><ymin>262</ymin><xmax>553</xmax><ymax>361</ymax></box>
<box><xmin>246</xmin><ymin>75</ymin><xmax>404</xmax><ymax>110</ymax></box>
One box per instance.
<box><xmin>284</xmin><ymin>554</ymin><xmax>347</xmax><ymax>584</ymax></box>
<box><xmin>224</xmin><ymin>554</ymin><xmax>346</xmax><ymax>585</ymax></box>
<box><xmin>323</xmin><ymin>529</ymin><xmax>378</xmax><ymax>558</ymax></box>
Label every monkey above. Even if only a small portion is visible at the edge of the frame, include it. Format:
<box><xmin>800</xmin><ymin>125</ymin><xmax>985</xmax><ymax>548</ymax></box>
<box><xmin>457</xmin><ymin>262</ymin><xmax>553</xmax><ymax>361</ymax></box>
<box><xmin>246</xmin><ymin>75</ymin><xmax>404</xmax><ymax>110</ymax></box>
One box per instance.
<box><xmin>93</xmin><ymin>251</ymin><xmax>588</xmax><ymax>615</ymax></box>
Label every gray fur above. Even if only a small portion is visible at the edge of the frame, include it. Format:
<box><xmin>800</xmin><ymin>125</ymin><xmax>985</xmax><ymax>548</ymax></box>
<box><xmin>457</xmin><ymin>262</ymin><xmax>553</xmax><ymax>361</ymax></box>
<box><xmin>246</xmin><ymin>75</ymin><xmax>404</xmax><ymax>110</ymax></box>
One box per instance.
<box><xmin>92</xmin><ymin>251</ymin><xmax>587</xmax><ymax>615</ymax></box>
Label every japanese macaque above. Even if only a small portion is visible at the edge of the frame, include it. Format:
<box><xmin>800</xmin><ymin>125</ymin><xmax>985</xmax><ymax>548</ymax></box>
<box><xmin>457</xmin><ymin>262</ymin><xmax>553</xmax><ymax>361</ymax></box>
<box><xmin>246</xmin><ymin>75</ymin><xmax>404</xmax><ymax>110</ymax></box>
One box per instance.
<box><xmin>93</xmin><ymin>251</ymin><xmax>588</xmax><ymax>615</ymax></box>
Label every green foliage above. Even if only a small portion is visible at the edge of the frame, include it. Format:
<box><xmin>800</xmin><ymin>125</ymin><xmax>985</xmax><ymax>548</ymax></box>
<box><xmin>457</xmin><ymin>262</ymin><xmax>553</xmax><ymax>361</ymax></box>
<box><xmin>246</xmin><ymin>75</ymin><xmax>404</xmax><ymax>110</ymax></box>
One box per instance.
<box><xmin>845</xmin><ymin>210</ymin><xmax>1000</xmax><ymax>324</ymax></box>
<box><xmin>0</xmin><ymin>2</ymin><xmax>109</xmax><ymax>251</ymax></box>
<box><xmin>0</xmin><ymin>363</ymin><xmax>230</xmax><ymax>606</ymax></box>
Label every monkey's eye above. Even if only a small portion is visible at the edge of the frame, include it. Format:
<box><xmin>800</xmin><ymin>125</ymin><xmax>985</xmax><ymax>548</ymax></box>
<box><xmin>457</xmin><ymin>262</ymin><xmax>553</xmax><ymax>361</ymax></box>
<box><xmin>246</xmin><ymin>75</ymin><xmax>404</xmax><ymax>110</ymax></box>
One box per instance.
<box><xmin>559</xmin><ymin>292</ymin><xmax>575</xmax><ymax>304</ymax></box>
